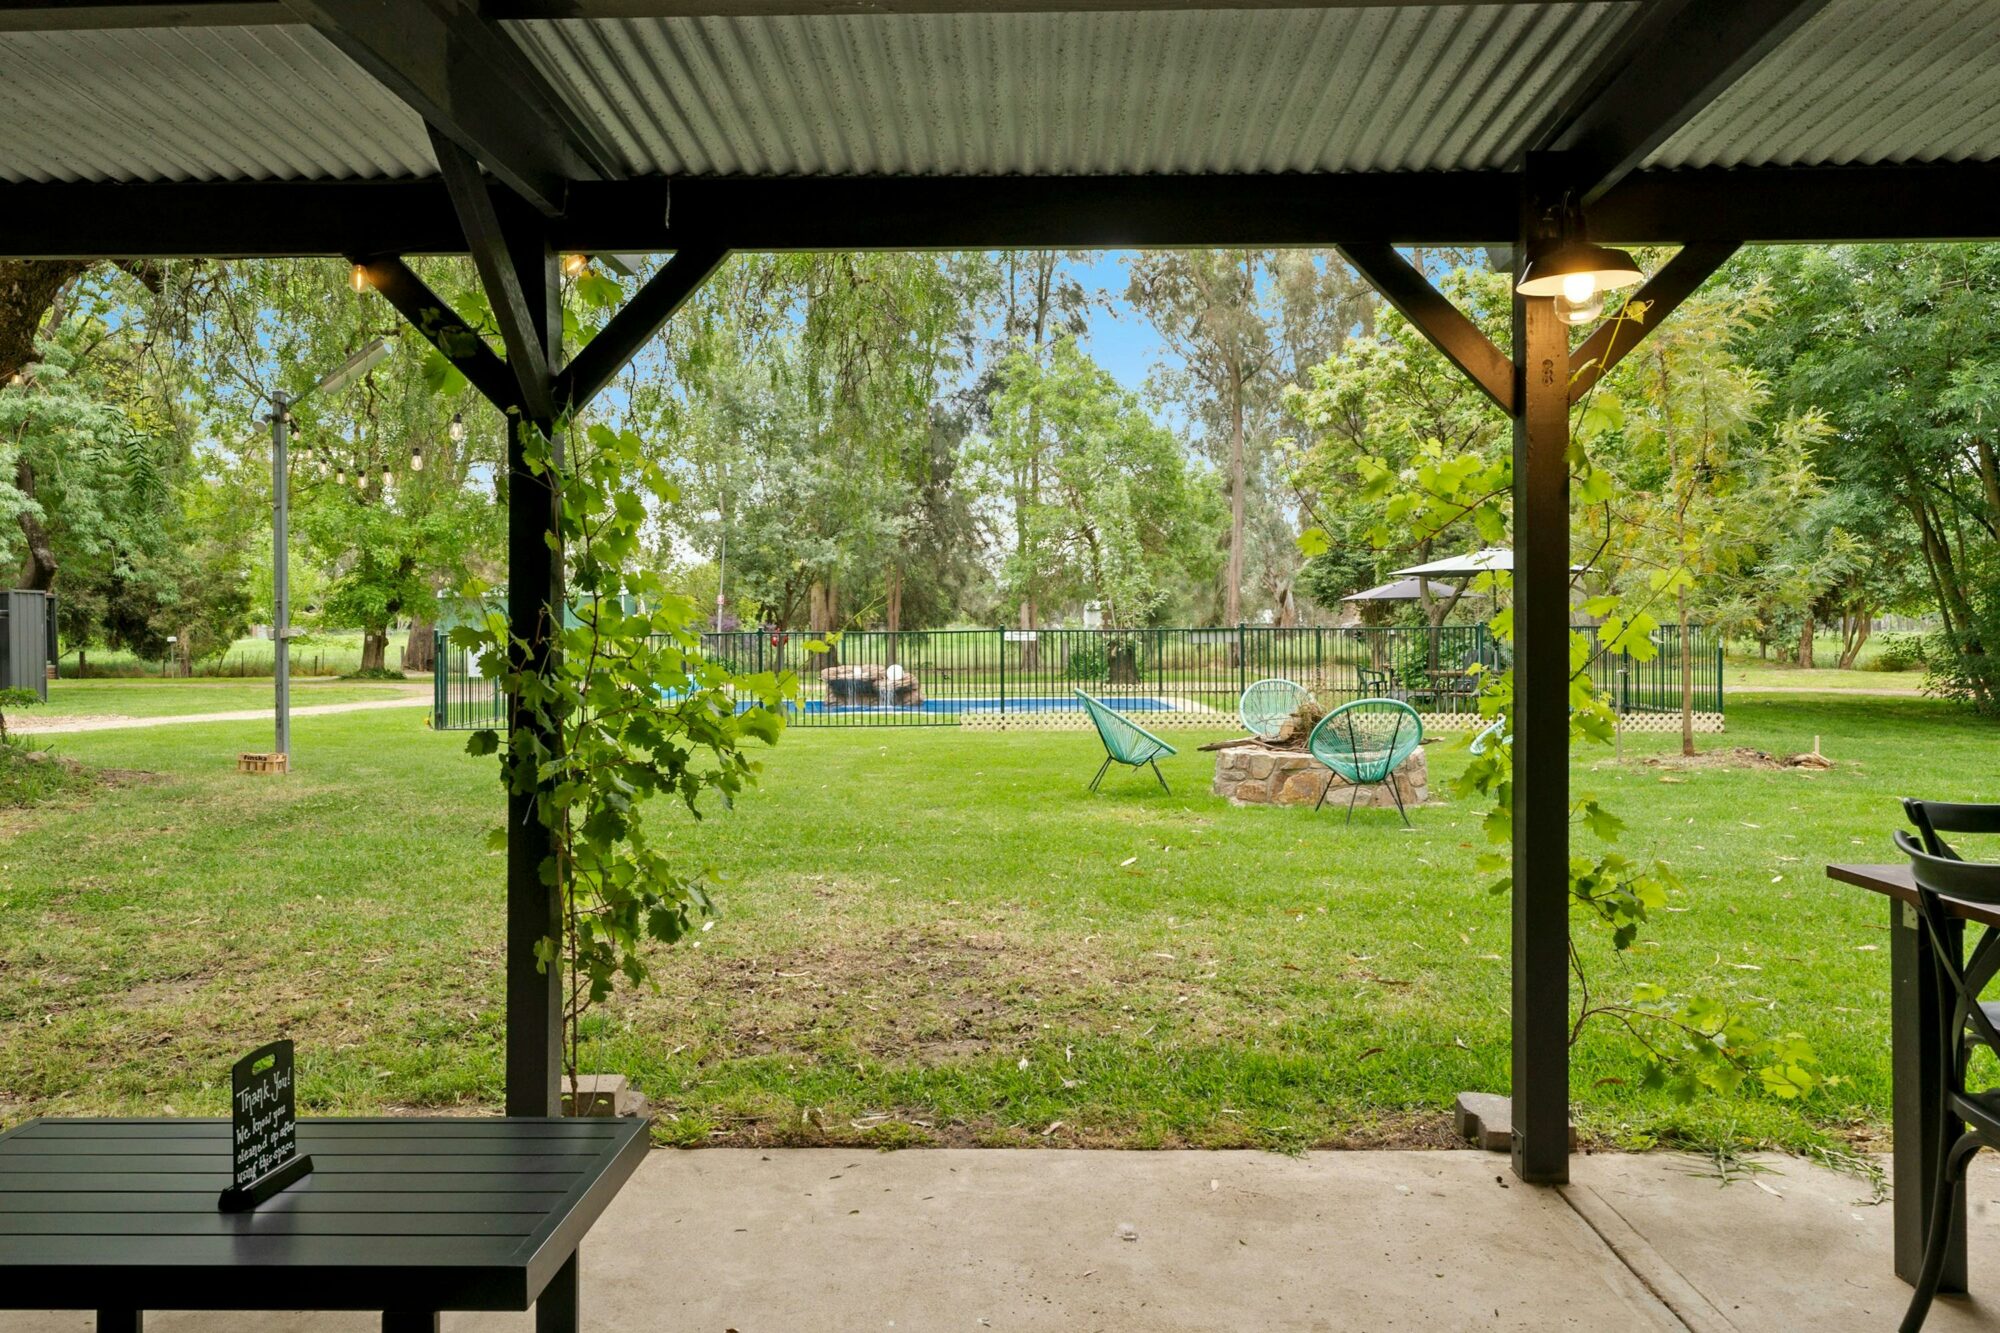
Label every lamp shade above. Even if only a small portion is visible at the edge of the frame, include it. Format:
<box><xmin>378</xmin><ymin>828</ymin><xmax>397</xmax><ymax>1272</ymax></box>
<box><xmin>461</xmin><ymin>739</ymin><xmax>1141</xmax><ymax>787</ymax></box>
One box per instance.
<box><xmin>1516</xmin><ymin>240</ymin><xmax>1643</xmax><ymax>299</ymax></box>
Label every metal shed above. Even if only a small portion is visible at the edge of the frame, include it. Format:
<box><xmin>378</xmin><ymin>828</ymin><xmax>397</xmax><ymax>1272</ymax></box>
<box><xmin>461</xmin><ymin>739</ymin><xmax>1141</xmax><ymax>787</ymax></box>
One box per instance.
<box><xmin>0</xmin><ymin>589</ymin><xmax>54</xmax><ymax>701</ymax></box>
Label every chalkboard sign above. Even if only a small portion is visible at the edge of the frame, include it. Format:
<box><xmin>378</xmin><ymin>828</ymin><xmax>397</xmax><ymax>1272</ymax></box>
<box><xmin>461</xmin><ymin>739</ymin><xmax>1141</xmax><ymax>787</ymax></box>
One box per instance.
<box><xmin>217</xmin><ymin>1039</ymin><xmax>314</xmax><ymax>1212</ymax></box>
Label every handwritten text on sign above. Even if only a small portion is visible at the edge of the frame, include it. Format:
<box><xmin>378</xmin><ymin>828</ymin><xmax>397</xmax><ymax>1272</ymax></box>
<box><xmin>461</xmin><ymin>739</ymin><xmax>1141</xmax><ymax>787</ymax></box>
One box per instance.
<box><xmin>231</xmin><ymin>1040</ymin><xmax>300</xmax><ymax>1189</ymax></box>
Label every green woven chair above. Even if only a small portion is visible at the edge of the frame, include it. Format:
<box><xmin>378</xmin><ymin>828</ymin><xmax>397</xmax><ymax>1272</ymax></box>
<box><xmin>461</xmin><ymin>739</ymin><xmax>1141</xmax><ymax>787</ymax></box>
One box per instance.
<box><xmin>1306</xmin><ymin>698</ymin><xmax>1423</xmax><ymax>827</ymax></box>
<box><xmin>1074</xmin><ymin>688</ymin><xmax>1177</xmax><ymax>793</ymax></box>
<box><xmin>1239</xmin><ymin>677</ymin><xmax>1308</xmax><ymax>740</ymax></box>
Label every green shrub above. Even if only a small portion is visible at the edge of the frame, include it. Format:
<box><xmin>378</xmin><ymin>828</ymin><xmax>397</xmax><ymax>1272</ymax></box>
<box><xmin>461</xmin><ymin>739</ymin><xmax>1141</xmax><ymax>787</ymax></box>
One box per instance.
<box><xmin>1869</xmin><ymin>632</ymin><xmax>1927</xmax><ymax>672</ymax></box>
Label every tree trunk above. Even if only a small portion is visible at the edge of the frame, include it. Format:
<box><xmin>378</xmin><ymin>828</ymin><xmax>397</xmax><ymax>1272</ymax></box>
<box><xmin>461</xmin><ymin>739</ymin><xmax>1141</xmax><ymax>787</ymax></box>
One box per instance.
<box><xmin>1225</xmin><ymin>363</ymin><xmax>1246</xmax><ymax>626</ymax></box>
<box><xmin>402</xmin><ymin>616</ymin><xmax>437</xmax><ymax>672</ymax></box>
<box><xmin>1838</xmin><ymin>611</ymin><xmax>1871</xmax><ymax>670</ymax></box>
<box><xmin>1017</xmin><ymin>600</ymin><xmax>1038</xmax><ymax>670</ymax></box>
<box><xmin>1798</xmin><ymin>615</ymin><xmax>1815</xmax><ymax>670</ymax></box>
<box><xmin>13</xmin><ymin>458</ymin><xmax>58</xmax><ymax>590</ymax></box>
<box><xmin>885</xmin><ymin>567</ymin><xmax>902</xmax><ymax>634</ymax></box>
<box><xmin>1679</xmin><ymin>587</ymin><xmax>1695</xmax><ymax>758</ymax></box>
<box><xmin>360</xmin><ymin>628</ymin><xmax>389</xmax><ymax>673</ymax></box>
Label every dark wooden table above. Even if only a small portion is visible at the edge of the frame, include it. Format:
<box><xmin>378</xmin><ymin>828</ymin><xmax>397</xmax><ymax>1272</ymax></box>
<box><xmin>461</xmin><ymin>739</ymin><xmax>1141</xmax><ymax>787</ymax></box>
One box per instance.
<box><xmin>1828</xmin><ymin>862</ymin><xmax>2000</xmax><ymax>1295</ymax></box>
<box><xmin>0</xmin><ymin>1115</ymin><xmax>649</xmax><ymax>1332</ymax></box>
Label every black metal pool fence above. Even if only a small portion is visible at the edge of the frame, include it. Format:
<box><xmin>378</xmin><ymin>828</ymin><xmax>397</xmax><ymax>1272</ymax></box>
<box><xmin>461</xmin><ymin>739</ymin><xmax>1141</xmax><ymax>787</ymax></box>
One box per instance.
<box><xmin>433</xmin><ymin>623</ymin><xmax>1722</xmax><ymax>731</ymax></box>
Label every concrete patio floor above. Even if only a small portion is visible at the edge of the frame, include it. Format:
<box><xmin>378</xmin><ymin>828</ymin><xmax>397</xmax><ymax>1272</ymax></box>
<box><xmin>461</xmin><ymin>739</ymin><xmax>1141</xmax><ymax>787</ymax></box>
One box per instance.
<box><xmin>6</xmin><ymin>1148</ymin><xmax>1995</xmax><ymax>1331</ymax></box>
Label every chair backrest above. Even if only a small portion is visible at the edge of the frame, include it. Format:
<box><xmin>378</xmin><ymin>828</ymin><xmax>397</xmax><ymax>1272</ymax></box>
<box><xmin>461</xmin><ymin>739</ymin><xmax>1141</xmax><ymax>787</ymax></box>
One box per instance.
<box><xmin>1903</xmin><ymin>798</ymin><xmax>2000</xmax><ymax>861</ymax></box>
<box><xmin>1307</xmin><ymin>699</ymin><xmax>1423</xmax><ymax>784</ymax></box>
<box><xmin>1240</xmin><ymin>677</ymin><xmax>1308</xmax><ymax>739</ymax></box>
<box><xmin>1074</xmin><ymin>689</ymin><xmax>1171</xmax><ymax>764</ymax></box>
<box><xmin>1896</xmin><ymin>828</ymin><xmax>2000</xmax><ymax>1058</ymax></box>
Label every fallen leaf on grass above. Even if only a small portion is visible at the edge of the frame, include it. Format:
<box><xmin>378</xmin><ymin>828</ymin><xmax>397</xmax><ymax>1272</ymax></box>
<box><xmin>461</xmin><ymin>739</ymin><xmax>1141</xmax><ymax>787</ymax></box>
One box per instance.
<box><xmin>1356</xmin><ymin>1047</ymin><xmax>1385</xmax><ymax>1062</ymax></box>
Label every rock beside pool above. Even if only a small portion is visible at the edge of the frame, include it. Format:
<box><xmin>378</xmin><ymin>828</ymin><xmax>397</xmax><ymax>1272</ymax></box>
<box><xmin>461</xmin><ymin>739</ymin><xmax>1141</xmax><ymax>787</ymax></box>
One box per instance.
<box><xmin>820</xmin><ymin>663</ymin><xmax>924</xmax><ymax>707</ymax></box>
<box><xmin>1211</xmin><ymin>741</ymin><xmax>1427</xmax><ymax>809</ymax></box>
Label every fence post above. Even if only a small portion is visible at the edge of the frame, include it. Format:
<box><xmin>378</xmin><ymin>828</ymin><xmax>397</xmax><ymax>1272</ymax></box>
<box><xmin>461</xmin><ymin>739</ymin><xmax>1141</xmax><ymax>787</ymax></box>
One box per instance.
<box><xmin>997</xmin><ymin>627</ymin><xmax>1005</xmax><ymax>717</ymax></box>
<box><xmin>1237</xmin><ymin>622</ymin><xmax>1247</xmax><ymax>696</ymax></box>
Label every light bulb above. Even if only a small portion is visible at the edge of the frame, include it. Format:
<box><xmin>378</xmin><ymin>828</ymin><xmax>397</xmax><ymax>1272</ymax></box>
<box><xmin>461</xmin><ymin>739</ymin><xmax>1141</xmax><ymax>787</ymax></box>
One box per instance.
<box><xmin>448</xmin><ymin>412</ymin><xmax>466</xmax><ymax>444</ymax></box>
<box><xmin>334</xmin><ymin>466</ymin><xmax>346</xmax><ymax>485</ymax></box>
<box><xmin>381</xmin><ymin>466</ymin><xmax>394</xmax><ymax>487</ymax></box>
<box><xmin>349</xmin><ymin>263</ymin><xmax>370</xmax><ymax>294</ymax></box>
<box><xmin>1560</xmin><ymin>271</ymin><xmax>1597</xmax><ymax>304</ymax></box>
<box><xmin>410</xmin><ymin>445</ymin><xmax>424</xmax><ymax>473</ymax></box>
<box><xmin>1555</xmin><ymin>291</ymin><xmax>1605</xmax><ymax>326</ymax></box>
<box><xmin>561</xmin><ymin>253</ymin><xmax>590</xmax><ymax>278</ymax></box>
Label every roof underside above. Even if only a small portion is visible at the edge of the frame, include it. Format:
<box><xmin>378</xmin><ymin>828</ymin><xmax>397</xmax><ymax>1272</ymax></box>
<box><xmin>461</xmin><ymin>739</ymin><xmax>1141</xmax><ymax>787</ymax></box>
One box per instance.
<box><xmin>0</xmin><ymin>0</ymin><xmax>1993</xmax><ymax>187</ymax></box>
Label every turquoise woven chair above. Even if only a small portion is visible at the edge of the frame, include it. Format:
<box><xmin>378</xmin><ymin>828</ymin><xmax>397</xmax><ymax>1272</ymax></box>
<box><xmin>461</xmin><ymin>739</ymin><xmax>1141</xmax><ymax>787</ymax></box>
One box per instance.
<box><xmin>1074</xmin><ymin>689</ymin><xmax>1177</xmax><ymax>793</ymax></box>
<box><xmin>1239</xmin><ymin>677</ymin><xmax>1308</xmax><ymax>739</ymax></box>
<box><xmin>1306</xmin><ymin>698</ymin><xmax>1423</xmax><ymax>827</ymax></box>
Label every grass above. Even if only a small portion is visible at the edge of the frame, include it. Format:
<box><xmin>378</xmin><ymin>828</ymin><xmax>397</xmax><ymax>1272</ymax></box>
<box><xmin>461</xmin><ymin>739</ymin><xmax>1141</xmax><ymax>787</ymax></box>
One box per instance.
<box><xmin>60</xmin><ymin>629</ymin><xmax>412</xmax><ymax>680</ymax></box>
<box><xmin>1</xmin><ymin>691</ymin><xmax>1993</xmax><ymax>1156</ymax></box>
<box><xmin>1724</xmin><ymin>659</ymin><xmax>1926</xmax><ymax>694</ymax></box>
<box><xmin>26</xmin><ymin>678</ymin><xmax>425</xmax><ymax>721</ymax></box>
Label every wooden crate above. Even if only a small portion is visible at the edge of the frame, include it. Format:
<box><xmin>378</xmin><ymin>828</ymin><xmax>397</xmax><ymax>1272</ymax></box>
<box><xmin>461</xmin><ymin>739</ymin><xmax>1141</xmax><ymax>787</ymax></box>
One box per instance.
<box><xmin>237</xmin><ymin>752</ymin><xmax>289</xmax><ymax>775</ymax></box>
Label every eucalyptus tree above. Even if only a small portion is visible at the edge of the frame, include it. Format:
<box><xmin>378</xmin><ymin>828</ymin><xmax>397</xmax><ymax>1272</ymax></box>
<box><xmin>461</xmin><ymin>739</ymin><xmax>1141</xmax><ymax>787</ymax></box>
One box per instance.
<box><xmin>1735</xmin><ymin>243</ymin><xmax>2000</xmax><ymax>712</ymax></box>
<box><xmin>188</xmin><ymin>258</ymin><xmax>504</xmax><ymax>673</ymax></box>
<box><xmin>985</xmin><ymin>337</ymin><xmax>1220</xmax><ymax>626</ymax></box>
<box><xmin>1126</xmin><ymin>249</ymin><xmax>1373</xmax><ymax>625</ymax></box>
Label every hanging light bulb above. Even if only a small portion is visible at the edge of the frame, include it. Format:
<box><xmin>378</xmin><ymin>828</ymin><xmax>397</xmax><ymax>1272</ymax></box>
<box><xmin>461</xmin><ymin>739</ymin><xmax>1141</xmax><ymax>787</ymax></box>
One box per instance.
<box><xmin>448</xmin><ymin>412</ymin><xmax>466</xmax><ymax>444</ymax></box>
<box><xmin>409</xmin><ymin>443</ymin><xmax>424</xmax><ymax>473</ymax></box>
<box><xmin>1516</xmin><ymin>194</ymin><xmax>1641</xmax><ymax>302</ymax></box>
<box><xmin>348</xmin><ymin>263</ymin><xmax>370</xmax><ymax>294</ymax></box>
<box><xmin>381</xmin><ymin>464</ymin><xmax>395</xmax><ymax>489</ymax></box>
<box><xmin>1555</xmin><ymin>290</ymin><xmax>1605</xmax><ymax>326</ymax></box>
<box><xmin>334</xmin><ymin>464</ymin><xmax>346</xmax><ymax>485</ymax></box>
<box><xmin>561</xmin><ymin>253</ymin><xmax>590</xmax><ymax>279</ymax></box>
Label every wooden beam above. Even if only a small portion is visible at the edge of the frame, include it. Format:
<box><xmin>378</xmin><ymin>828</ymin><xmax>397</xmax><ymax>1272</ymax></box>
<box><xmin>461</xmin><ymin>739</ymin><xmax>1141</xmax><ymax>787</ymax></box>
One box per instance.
<box><xmin>1337</xmin><ymin>243</ymin><xmax>1512</xmax><ymax>416</ymax></box>
<box><xmin>556</xmin><ymin>243</ymin><xmax>729</xmax><ymax>414</ymax></box>
<box><xmin>277</xmin><ymin>0</ymin><xmax>620</xmax><ymax>216</ymax></box>
<box><xmin>1567</xmin><ymin>241</ymin><xmax>1738</xmax><ymax>401</ymax></box>
<box><xmin>2</xmin><ymin>165</ymin><xmax>1999</xmax><ymax>260</ymax></box>
<box><xmin>1536</xmin><ymin>0</ymin><xmax>1832</xmax><ymax>205</ymax></box>
<box><xmin>432</xmin><ymin>130</ymin><xmax>558</xmax><ymax>420</ymax></box>
<box><xmin>354</xmin><ymin>255</ymin><xmax>520</xmax><ymax>414</ymax></box>
<box><xmin>1509</xmin><ymin>159</ymin><xmax>1571</xmax><ymax>1186</ymax></box>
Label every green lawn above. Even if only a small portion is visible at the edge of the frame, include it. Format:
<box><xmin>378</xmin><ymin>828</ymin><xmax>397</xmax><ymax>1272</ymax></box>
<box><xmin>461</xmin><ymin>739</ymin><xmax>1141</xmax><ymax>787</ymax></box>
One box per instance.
<box><xmin>2</xmin><ymin>692</ymin><xmax>1993</xmax><ymax>1156</ymax></box>
<box><xmin>1724</xmin><ymin>659</ymin><xmax>1926</xmax><ymax>693</ymax></box>
<box><xmin>60</xmin><ymin>629</ymin><xmax>412</xmax><ymax>680</ymax></box>
<box><xmin>25</xmin><ymin>678</ymin><xmax>426</xmax><ymax>721</ymax></box>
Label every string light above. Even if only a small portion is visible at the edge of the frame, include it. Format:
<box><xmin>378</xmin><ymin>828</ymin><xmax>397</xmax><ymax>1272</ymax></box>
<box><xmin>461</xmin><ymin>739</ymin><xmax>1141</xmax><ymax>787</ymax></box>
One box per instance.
<box><xmin>381</xmin><ymin>464</ymin><xmax>395</xmax><ymax>489</ymax></box>
<box><xmin>448</xmin><ymin>412</ymin><xmax>466</xmax><ymax>444</ymax></box>
<box><xmin>561</xmin><ymin>253</ymin><xmax>590</xmax><ymax>279</ymax></box>
<box><xmin>334</xmin><ymin>464</ymin><xmax>346</xmax><ymax>485</ymax></box>
<box><xmin>409</xmin><ymin>444</ymin><xmax>424</xmax><ymax>473</ymax></box>
<box><xmin>348</xmin><ymin>263</ymin><xmax>370</xmax><ymax>294</ymax></box>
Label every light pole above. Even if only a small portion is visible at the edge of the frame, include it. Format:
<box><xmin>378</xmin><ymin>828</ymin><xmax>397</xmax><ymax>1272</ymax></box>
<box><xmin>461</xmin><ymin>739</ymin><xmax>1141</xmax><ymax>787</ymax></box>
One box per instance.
<box><xmin>267</xmin><ymin>337</ymin><xmax>391</xmax><ymax>767</ymax></box>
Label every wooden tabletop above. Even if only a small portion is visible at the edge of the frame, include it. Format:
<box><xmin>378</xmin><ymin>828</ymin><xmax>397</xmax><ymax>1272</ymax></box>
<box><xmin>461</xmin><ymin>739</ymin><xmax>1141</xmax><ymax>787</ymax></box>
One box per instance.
<box><xmin>1828</xmin><ymin>862</ymin><xmax>2000</xmax><ymax>930</ymax></box>
<box><xmin>0</xmin><ymin>1116</ymin><xmax>649</xmax><ymax>1313</ymax></box>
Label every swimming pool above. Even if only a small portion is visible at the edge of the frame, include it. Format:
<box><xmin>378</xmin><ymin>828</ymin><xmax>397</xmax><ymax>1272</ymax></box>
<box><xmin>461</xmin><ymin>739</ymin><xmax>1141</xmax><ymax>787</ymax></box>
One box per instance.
<box><xmin>799</xmin><ymin>694</ymin><xmax>1184</xmax><ymax>716</ymax></box>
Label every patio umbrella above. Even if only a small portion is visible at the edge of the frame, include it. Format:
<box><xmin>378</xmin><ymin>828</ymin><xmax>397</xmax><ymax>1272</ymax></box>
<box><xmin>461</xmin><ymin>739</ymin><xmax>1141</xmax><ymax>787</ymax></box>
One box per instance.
<box><xmin>1340</xmin><ymin>577</ymin><xmax>1460</xmax><ymax>603</ymax></box>
<box><xmin>1390</xmin><ymin>548</ymin><xmax>1586</xmax><ymax>580</ymax></box>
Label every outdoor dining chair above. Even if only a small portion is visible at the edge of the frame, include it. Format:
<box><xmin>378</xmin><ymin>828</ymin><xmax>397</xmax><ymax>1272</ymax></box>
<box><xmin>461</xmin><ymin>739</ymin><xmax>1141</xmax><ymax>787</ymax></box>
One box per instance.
<box><xmin>1074</xmin><ymin>688</ymin><xmax>1176</xmax><ymax>794</ymax></box>
<box><xmin>1891</xmin><ymin>828</ymin><xmax>2000</xmax><ymax>1333</ymax></box>
<box><xmin>1239</xmin><ymin>677</ymin><xmax>1308</xmax><ymax>739</ymax></box>
<box><xmin>1306</xmin><ymin>698</ymin><xmax>1423</xmax><ymax>827</ymax></box>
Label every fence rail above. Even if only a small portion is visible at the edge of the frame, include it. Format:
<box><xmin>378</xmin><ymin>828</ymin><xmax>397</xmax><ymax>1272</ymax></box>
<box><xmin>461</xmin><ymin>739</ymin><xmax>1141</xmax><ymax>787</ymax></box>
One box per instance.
<box><xmin>434</xmin><ymin>623</ymin><xmax>1722</xmax><ymax>732</ymax></box>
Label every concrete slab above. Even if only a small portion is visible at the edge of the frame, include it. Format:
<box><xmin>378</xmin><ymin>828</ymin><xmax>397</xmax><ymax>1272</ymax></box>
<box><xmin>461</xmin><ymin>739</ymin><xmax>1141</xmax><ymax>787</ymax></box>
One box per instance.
<box><xmin>2</xmin><ymin>1149</ymin><xmax>1993</xmax><ymax>1332</ymax></box>
<box><xmin>1570</xmin><ymin>1152</ymin><xmax>2000</xmax><ymax>1333</ymax></box>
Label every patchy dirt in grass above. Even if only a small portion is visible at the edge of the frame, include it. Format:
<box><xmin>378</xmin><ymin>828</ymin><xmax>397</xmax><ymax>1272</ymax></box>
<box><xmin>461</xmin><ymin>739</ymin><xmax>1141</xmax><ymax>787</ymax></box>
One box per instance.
<box><xmin>1634</xmin><ymin>746</ymin><xmax>1838</xmax><ymax>773</ymax></box>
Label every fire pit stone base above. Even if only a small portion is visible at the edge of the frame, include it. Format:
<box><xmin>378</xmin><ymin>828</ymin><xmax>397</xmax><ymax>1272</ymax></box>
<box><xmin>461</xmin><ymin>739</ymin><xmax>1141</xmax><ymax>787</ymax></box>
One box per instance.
<box><xmin>1211</xmin><ymin>742</ymin><xmax>1427</xmax><ymax>809</ymax></box>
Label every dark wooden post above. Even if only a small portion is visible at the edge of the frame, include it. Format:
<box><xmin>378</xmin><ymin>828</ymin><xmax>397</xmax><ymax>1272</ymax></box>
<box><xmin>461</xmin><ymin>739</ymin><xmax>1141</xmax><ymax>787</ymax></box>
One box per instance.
<box><xmin>1510</xmin><ymin>157</ymin><xmax>1572</xmax><ymax>1184</ymax></box>
<box><xmin>505</xmin><ymin>231</ymin><xmax>564</xmax><ymax>1120</ymax></box>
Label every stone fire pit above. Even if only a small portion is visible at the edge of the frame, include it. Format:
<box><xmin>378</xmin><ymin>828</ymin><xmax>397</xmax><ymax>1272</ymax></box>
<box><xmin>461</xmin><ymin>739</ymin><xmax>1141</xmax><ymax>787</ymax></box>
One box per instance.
<box><xmin>1211</xmin><ymin>741</ymin><xmax>1427</xmax><ymax>809</ymax></box>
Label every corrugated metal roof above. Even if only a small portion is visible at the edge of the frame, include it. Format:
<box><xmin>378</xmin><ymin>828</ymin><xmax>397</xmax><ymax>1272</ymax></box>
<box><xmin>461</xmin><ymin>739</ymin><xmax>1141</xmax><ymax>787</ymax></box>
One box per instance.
<box><xmin>0</xmin><ymin>24</ymin><xmax>432</xmax><ymax>185</ymax></box>
<box><xmin>1649</xmin><ymin>0</ymin><xmax>2000</xmax><ymax>169</ymax></box>
<box><xmin>506</xmin><ymin>5</ymin><xmax>1636</xmax><ymax>177</ymax></box>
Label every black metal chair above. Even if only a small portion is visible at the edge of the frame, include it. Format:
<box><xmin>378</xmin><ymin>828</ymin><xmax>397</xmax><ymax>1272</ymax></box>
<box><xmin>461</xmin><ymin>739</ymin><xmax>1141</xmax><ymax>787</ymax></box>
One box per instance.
<box><xmin>1905</xmin><ymin>799</ymin><xmax>2000</xmax><ymax>1049</ymax></box>
<box><xmin>1892</xmin><ymin>827</ymin><xmax>2000</xmax><ymax>1333</ymax></box>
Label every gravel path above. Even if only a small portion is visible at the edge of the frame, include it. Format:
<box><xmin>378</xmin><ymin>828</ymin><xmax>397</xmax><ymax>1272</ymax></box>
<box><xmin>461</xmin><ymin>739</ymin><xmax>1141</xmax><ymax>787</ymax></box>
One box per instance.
<box><xmin>16</xmin><ymin>692</ymin><xmax>431</xmax><ymax>735</ymax></box>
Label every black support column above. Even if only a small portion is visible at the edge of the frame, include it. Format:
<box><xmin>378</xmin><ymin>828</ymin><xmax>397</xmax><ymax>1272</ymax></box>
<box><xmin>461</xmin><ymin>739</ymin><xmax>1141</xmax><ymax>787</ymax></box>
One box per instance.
<box><xmin>1510</xmin><ymin>157</ymin><xmax>1572</xmax><ymax>1184</ymax></box>
<box><xmin>504</xmin><ymin>228</ymin><xmax>565</xmax><ymax>1119</ymax></box>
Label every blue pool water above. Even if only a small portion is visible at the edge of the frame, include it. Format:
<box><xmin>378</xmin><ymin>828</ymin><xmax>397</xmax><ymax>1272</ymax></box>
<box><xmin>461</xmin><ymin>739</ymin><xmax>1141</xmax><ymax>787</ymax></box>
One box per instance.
<box><xmin>801</xmin><ymin>694</ymin><xmax>1178</xmax><ymax>715</ymax></box>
